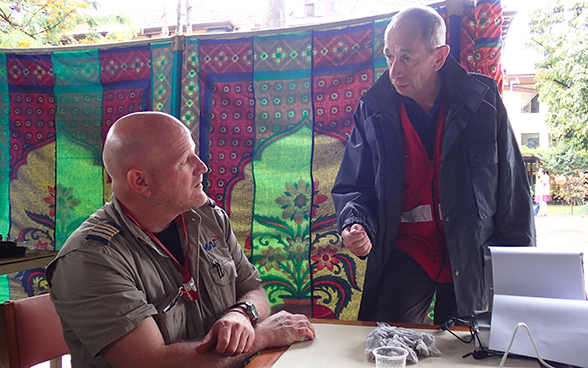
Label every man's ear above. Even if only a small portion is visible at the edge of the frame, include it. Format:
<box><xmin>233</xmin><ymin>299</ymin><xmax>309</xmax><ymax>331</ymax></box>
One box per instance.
<box><xmin>434</xmin><ymin>45</ymin><xmax>450</xmax><ymax>71</ymax></box>
<box><xmin>126</xmin><ymin>169</ymin><xmax>151</xmax><ymax>196</ymax></box>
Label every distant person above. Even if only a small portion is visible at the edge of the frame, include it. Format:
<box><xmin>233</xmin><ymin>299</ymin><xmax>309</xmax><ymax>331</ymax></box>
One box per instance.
<box><xmin>331</xmin><ymin>6</ymin><xmax>535</xmax><ymax>324</ymax></box>
<box><xmin>46</xmin><ymin>111</ymin><xmax>315</xmax><ymax>368</ymax></box>
<box><xmin>534</xmin><ymin>167</ymin><xmax>550</xmax><ymax>217</ymax></box>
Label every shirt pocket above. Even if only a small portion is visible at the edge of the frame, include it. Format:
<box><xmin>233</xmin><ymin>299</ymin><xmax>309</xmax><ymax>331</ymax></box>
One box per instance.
<box><xmin>467</xmin><ymin>142</ymin><xmax>498</xmax><ymax>220</ymax></box>
<box><xmin>152</xmin><ymin>290</ymin><xmax>190</xmax><ymax>344</ymax></box>
<box><xmin>208</xmin><ymin>252</ymin><xmax>237</xmax><ymax>287</ymax></box>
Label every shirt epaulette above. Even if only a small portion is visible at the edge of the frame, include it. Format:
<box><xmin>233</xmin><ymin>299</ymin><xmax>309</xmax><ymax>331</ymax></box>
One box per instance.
<box><xmin>85</xmin><ymin>220</ymin><xmax>122</xmax><ymax>245</ymax></box>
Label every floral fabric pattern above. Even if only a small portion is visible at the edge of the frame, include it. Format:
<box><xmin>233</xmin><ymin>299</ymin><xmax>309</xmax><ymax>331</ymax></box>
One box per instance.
<box><xmin>0</xmin><ymin>2</ymin><xmax>503</xmax><ymax>321</ymax></box>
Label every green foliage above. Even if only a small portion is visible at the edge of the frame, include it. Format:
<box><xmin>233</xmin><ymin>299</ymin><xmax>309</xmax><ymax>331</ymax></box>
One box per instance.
<box><xmin>528</xmin><ymin>0</ymin><xmax>588</xmax><ymax>149</ymax></box>
<box><xmin>534</xmin><ymin>143</ymin><xmax>588</xmax><ymax>176</ymax></box>
<box><xmin>519</xmin><ymin>145</ymin><xmax>534</xmax><ymax>156</ymax></box>
<box><xmin>0</xmin><ymin>0</ymin><xmax>138</xmax><ymax>48</ymax></box>
<box><xmin>534</xmin><ymin>143</ymin><xmax>588</xmax><ymax>210</ymax></box>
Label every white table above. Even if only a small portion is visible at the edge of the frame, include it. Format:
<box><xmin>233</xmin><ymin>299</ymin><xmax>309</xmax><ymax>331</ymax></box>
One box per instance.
<box><xmin>246</xmin><ymin>320</ymin><xmax>545</xmax><ymax>368</ymax></box>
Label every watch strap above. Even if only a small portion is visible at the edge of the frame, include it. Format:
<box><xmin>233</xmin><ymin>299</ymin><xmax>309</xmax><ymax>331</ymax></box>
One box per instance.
<box><xmin>226</xmin><ymin>307</ymin><xmax>250</xmax><ymax>320</ymax></box>
<box><xmin>226</xmin><ymin>302</ymin><xmax>258</xmax><ymax>326</ymax></box>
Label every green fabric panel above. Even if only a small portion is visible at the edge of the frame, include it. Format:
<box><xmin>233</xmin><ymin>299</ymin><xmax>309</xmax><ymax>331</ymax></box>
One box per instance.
<box><xmin>180</xmin><ymin>39</ymin><xmax>200</xmax><ymax>140</ymax></box>
<box><xmin>53</xmin><ymin>51</ymin><xmax>103</xmax><ymax>249</ymax></box>
<box><xmin>179</xmin><ymin>40</ymin><xmax>200</xmax><ymax>142</ymax></box>
<box><xmin>151</xmin><ymin>42</ymin><xmax>175</xmax><ymax>114</ymax></box>
<box><xmin>53</xmin><ymin>135</ymin><xmax>103</xmax><ymax>248</ymax></box>
<box><xmin>172</xmin><ymin>49</ymin><xmax>182</xmax><ymax>118</ymax></box>
<box><xmin>251</xmin><ymin>127</ymin><xmax>313</xmax><ymax>308</ymax></box>
<box><xmin>0</xmin><ymin>53</ymin><xmax>9</xmax><ymax>236</ymax></box>
<box><xmin>0</xmin><ymin>275</ymin><xmax>8</xmax><ymax>302</ymax></box>
<box><xmin>249</xmin><ymin>32</ymin><xmax>316</xmax><ymax>315</ymax></box>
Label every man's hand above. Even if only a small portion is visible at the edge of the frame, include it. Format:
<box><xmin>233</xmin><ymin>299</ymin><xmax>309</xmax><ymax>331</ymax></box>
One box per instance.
<box><xmin>341</xmin><ymin>224</ymin><xmax>372</xmax><ymax>257</ymax></box>
<box><xmin>254</xmin><ymin>311</ymin><xmax>315</xmax><ymax>350</ymax></box>
<box><xmin>196</xmin><ymin>311</ymin><xmax>255</xmax><ymax>356</ymax></box>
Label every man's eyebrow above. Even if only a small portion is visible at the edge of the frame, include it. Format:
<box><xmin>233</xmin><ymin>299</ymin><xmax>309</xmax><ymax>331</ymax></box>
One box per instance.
<box><xmin>383</xmin><ymin>47</ymin><xmax>412</xmax><ymax>54</ymax></box>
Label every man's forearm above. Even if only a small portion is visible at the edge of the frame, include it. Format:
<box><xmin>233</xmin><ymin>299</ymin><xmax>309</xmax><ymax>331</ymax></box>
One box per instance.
<box><xmin>103</xmin><ymin>311</ymin><xmax>314</xmax><ymax>368</ymax></box>
<box><xmin>102</xmin><ymin>317</ymin><xmax>256</xmax><ymax>368</ymax></box>
<box><xmin>237</xmin><ymin>285</ymin><xmax>271</xmax><ymax>321</ymax></box>
<box><xmin>169</xmin><ymin>341</ymin><xmax>257</xmax><ymax>368</ymax></box>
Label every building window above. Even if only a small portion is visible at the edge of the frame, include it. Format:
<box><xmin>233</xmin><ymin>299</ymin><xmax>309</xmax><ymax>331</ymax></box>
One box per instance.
<box><xmin>522</xmin><ymin>94</ymin><xmax>540</xmax><ymax>114</ymax></box>
<box><xmin>329</xmin><ymin>1</ymin><xmax>349</xmax><ymax>14</ymax></box>
<box><xmin>330</xmin><ymin>1</ymin><xmax>339</xmax><ymax>14</ymax></box>
<box><xmin>315</xmin><ymin>3</ymin><xmax>326</xmax><ymax>16</ymax></box>
<box><xmin>305</xmin><ymin>3</ymin><xmax>315</xmax><ymax>17</ymax></box>
<box><xmin>522</xmin><ymin>133</ymin><xmax>540</xmax><ymax>149</ymax></box>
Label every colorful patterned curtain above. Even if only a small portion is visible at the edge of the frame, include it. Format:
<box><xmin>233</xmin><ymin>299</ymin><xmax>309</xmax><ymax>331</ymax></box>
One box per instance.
<box><xmin>0</xmin><ymin>1</ymin><xmax>502</xmax><ymax>319</ymax></box>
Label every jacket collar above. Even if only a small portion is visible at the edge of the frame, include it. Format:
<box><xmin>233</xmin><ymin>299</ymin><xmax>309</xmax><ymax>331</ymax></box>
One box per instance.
<box><xmin>361</xmin><ymin>54</ymin><xmax>489</xmax><ymax>114</ymax></box>
<box><xmin>440</xmin><ymin>54</ymin><xmax>489</xmax><ymax>112</ymax></box>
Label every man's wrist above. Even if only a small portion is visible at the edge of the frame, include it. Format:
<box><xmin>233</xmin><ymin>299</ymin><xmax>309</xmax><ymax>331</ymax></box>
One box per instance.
<box><xmin>225</xmin><ymin>302</ymin><xmax>259</xmax><ymax>326</ymax></box>
<box><xmin>224</xmin><ymin>308</ymin><xmax>250</xmax><ymax>321</ymax></box>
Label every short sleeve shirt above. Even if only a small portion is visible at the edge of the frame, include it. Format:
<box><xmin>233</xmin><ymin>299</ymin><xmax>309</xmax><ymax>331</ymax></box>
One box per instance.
<box><xmin>46</xmin><ymin>196</ymin><xmax>261</xmax><ymax>368</ymax></box>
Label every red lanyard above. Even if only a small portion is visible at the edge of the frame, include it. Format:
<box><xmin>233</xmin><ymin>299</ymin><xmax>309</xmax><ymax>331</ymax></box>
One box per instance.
<box><xmin>120</xmin><ymin>204</ymin><xmax>199</xmax><ymax>301</ymax></box>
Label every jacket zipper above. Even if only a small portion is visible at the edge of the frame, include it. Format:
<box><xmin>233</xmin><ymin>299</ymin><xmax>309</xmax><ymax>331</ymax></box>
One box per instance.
<box><xmin>431</xmin><ymin>159</ymin><xmax>447</xmax><ymax>282</ymax></box>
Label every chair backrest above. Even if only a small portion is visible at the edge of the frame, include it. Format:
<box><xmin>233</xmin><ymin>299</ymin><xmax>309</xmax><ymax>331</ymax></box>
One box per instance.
<box><xmin>0</xmin><ymin>293</ymin><xmax>69</xmax><ymax>368</ymax></box>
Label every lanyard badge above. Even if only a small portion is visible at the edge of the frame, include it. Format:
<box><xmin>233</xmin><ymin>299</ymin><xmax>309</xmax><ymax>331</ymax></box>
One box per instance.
<box><xmin>181</xmin><ymin>277</ymin><xmax>199</xmax><ymax>301</ymax></box>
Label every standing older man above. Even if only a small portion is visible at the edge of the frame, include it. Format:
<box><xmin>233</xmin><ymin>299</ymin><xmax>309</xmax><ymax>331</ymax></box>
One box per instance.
<box><xmin>332</xmin><ymin>6</ymin><xmax>535</xmax><ymax>324</ymax></box>
<box><xmin>47</xmin><ymin>111</ymin><xmax>314</xmax><ymax>368</ymax></box>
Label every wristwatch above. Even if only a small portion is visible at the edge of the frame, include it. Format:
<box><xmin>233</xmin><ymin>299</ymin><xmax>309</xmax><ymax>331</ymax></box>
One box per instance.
<box><xmin>227</xmin><ymin>301</ymin><xmax>259</xmax><ymax>326</ymax></box>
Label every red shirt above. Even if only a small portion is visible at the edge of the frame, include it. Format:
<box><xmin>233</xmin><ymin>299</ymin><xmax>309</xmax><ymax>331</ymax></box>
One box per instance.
<box><xmin>395</xmin><ymin>99</ymin><xmax>453</xmax><ymax>283</ymax></box>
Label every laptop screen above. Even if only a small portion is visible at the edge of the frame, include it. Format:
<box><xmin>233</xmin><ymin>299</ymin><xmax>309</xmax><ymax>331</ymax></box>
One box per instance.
<box><xmin>489</xmin><ymin>246</ymin><xmax>586</xmax><ymax>300</ymax></box>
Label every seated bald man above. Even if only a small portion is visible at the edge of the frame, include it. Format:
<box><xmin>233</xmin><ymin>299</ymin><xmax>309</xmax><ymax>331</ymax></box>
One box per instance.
<box><xmin>46</xmin><ymin>111</ymin><xmax>315</xmax><ymax>368</ymax></box>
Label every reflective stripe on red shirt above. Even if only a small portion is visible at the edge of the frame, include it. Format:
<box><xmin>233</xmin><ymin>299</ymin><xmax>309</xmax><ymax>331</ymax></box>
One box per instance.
<box><xmin>395</xmin><ymin>99</ymin><xmax>453</xmax><ymax>283</ymax></box>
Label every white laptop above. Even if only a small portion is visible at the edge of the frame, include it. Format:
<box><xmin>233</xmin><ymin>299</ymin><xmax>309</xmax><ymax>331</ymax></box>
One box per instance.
<box><xmin>490</xmin><ymin>246</ymin><xmax>586</xmax><ymax>300</ymax></box>
<box><xmin>485</xmin><ymin>246</ymin><xmax>588</xmax><ymax>368</ymax></box>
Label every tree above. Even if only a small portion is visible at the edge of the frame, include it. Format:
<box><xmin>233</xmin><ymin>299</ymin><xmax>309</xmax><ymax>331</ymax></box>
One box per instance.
<box><xmin>552</xmin><ymin>170</ymin><xmax>588</xmax><ymax>211</ymax></box>
<box><xmin>528</xmin><ymin>0</ymin><xmax>588</xmax><ymax>149</ymax></box>
<box><xmin>263</xmin><ymin>0</ymin><xmax>287</xmax><ymax>29</ymax></box>
<box><xmin>0</xmin><ymin>0</ymin><xmax>137</xmax><ymax>48</ymax></box>
<box><xmin>534</xmin><ymin>143</ymin><xmax>588</xmax><ymax>213</ymax></box>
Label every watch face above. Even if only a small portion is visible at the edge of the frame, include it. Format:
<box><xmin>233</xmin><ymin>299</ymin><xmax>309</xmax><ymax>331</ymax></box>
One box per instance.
<box><xmin>248</xmin><ymin>302</ymin><xmax>259</xmax><ymax>319</ymax></box>
<box><xmin>240</xmin><ymin>302</ymin><xmax>258</xmax><ymax>325</ymax></box>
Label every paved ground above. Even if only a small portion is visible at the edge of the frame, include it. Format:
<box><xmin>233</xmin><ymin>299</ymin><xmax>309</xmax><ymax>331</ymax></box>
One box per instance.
<box><xmin>534</xmin><ymin>214</ymin><xmax>588</xmax><ymax>293</ymax></box>
<box><xmin>535</xmin><ymin>214</ymin><xmax>588</xmax><ymax>250</ymax></box>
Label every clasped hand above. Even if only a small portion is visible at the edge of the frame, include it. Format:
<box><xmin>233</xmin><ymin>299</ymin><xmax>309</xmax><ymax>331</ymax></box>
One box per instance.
<box><xmin>341</xmin><ymin>224</ymin><xmax>372</xmax><ymax>257</ymax></box>
<box><xmin>196</xmin><ymin>310</ymin><xmax>254</xmax><ymax>356</ymax></box>
<box><xmin>196</xmin><ymin>310</ymin><xmax>315</xmax><ymax>357</ymax></box>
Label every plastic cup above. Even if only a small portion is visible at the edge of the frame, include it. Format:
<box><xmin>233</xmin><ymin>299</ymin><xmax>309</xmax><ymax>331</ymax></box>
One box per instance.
<box><xmin>20</xmin><ymin>240</ymin><xmax>38</xmax><ymax>255</ymax></box>
<box><xmin>373</xmin><ymin>346</ymin><xmax>408</xmax><ymax>368</ymax></box>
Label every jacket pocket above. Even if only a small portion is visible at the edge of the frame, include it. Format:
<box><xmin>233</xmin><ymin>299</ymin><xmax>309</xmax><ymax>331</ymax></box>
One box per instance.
<box><xmin>467</xmin><ymin>142</ymin><xmax>498</xmax><ymax>219</ymax></box>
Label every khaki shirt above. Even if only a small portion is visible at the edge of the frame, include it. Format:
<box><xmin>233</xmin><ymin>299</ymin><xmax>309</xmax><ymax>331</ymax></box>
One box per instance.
<box><xmin>46</xmin><ymin>196</ymin><xmax>261</xmax><ymax>368</ymax></box>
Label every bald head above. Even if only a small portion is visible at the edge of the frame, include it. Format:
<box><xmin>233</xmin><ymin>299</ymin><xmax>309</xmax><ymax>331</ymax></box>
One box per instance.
<box><xmin>103</xmin><ymin>112</ymin><xmax>191</xmax><ymax>193</ymax></box>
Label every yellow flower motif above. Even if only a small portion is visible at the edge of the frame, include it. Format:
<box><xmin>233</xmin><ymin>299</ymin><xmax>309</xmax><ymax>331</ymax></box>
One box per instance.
<box><xmin>257</xmin><ymin>246</ymin><xmax>285</xmax><ymax>272</ymax></box>
<box><xmin>284</xmin><ymin>235</ymin><xmax>309</xmax><ymax>263</ymax></box>
<box><xmin>276</xmin><ymin>179</ymin><xmax>312</xmax><ymax>225</ymax></box>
